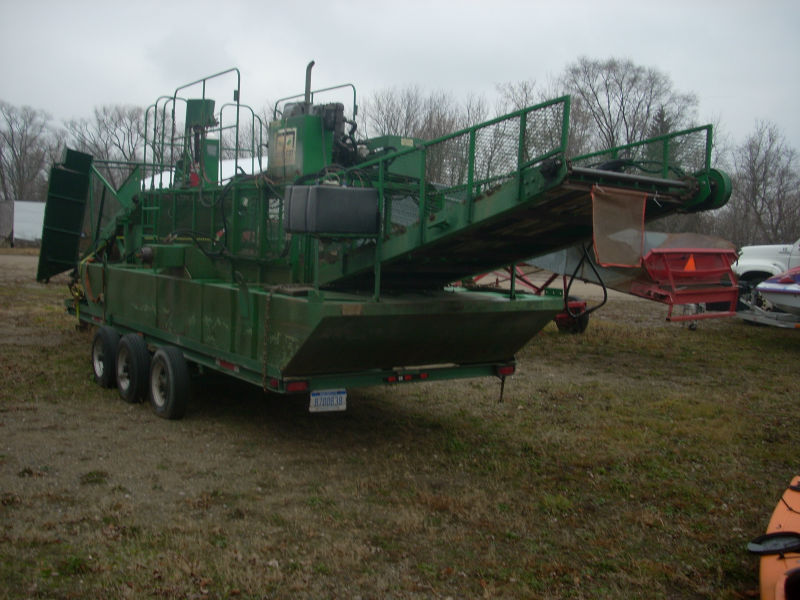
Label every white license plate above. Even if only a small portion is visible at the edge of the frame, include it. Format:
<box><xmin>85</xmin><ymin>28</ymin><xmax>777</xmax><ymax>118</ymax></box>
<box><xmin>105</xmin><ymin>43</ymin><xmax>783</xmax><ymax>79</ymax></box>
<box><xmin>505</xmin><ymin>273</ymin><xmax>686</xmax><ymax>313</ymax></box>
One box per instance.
<box><xmin>309</xmin><ymin>389</ymin><xmax>347</xmax><ymax>413</ymax></box>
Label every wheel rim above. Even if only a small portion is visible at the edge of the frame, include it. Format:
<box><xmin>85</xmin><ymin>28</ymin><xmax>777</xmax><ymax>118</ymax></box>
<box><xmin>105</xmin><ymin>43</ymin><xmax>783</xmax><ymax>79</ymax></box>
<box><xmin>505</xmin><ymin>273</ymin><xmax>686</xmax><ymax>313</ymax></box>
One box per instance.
<box><xmin>117</xmin><ymin>346</ymin><xmax>131</xmax><ymax>393</ymax></box>
<box><xmin>151</xmin><ymin>360</ymin><xmax>168</xmax><ymax>409</ymax></box>
<box><xmin>92</xmin><ymin>340</ymin><xmax>106</xmax><ymax>378</ymax></box>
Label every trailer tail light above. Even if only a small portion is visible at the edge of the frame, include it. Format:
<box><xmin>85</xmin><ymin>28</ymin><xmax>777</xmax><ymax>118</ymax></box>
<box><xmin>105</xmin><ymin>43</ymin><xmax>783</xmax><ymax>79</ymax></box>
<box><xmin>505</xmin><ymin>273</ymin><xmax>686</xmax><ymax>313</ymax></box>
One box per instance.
<box><xmin>385</xmin><ymin>372</ymin><xmax>428</xmax><ymax>383</ymax></box>
<box><xmin>267</xmin><ymin>378</ymin><xmax>309</xmax><ymax>393</ymax></box>
<box><xmin>496</xmin><ymin>365</ymin><xmax>515</xmax><ymax>377</ymax></box>
<box><xmin>286</xmin><ymin>381</ymin><xmax>309</xmax><ymax>393</ymax></box>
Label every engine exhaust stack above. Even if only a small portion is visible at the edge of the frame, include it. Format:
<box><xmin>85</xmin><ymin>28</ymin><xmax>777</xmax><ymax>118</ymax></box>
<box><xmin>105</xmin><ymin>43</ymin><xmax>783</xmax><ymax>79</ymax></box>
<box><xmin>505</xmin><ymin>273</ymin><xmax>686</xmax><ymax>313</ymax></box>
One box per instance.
<box><xmin>304</xmin><ymin>60</ymin><xmax>315</xmax><ymax>111</ymax></box>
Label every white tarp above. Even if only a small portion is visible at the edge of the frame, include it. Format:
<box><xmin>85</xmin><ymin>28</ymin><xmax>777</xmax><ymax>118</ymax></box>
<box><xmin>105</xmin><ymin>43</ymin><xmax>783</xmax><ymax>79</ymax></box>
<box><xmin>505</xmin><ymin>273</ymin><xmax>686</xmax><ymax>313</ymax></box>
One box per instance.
<box><xmin>13</xmin><ymin>201</ymin><xmax>45</xmax><ymax>242</ymax></box>
<box><xmin>143</xmin><ymin>157</ymin><xmax>266</xmax><ymax>189</ymax></box>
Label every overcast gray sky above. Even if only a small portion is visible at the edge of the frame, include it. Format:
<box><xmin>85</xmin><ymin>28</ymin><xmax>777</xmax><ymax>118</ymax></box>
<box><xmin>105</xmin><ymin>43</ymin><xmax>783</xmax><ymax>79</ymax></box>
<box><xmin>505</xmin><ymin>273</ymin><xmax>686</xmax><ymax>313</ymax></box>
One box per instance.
<box><xmin>2</xmin><ymin>0</ymin><xmax>799</xmax><ymax>155</ymax></box>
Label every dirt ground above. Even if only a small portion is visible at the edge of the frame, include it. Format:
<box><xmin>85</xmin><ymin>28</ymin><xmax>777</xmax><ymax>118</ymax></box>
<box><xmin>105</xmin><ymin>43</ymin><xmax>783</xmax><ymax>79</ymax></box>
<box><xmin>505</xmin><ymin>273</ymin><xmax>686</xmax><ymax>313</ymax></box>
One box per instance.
<box><xmin>1</xmin><ymin>251</ymin><xmax>760</xmax><ymax>599</ymax></box>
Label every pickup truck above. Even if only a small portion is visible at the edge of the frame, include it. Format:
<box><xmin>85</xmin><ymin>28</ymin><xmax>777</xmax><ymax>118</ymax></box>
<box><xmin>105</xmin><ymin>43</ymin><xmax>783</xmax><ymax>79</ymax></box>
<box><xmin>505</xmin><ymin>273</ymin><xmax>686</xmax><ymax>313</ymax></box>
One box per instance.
<box><xmin>733</xmin><ymin>237</ymin><xmax>800</xmax><ymax>288</ymax></box>
<box><xmin>732</xmin><ymin>239</ymin><xmax>800</xmax><ymax>310</ymax></box>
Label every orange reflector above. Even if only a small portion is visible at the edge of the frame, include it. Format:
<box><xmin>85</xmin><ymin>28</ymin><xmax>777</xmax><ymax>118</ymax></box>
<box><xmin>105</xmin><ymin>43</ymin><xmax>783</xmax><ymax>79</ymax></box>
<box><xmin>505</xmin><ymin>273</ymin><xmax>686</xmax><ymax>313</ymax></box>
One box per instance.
<box><xmin>684</xmin><ymin>255</ymin><xmax>696</xmax><ymax>271</ymax></box>
<box><xmin>215</xmin><ymin>358</ymin><xmax>239</xmax><ymax>373</ymax></box>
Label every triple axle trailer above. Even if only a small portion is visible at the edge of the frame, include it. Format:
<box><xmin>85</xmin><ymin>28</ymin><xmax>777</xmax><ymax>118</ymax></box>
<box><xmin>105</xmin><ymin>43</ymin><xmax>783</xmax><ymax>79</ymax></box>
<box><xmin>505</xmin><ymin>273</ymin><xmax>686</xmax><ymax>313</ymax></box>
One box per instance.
<box><xmin>36</xmin><ymin>65</ymin><xmax>731</xmax><ymax>417</ymax></box>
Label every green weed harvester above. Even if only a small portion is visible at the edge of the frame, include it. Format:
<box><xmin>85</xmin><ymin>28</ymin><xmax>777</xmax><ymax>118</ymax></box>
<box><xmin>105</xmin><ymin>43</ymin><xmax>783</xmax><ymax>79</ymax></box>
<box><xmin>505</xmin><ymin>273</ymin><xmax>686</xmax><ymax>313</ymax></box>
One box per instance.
<box><xmin>36</xmin><ymin>64</ymin><xmax>731</xmax><ymax>418</ymax></box>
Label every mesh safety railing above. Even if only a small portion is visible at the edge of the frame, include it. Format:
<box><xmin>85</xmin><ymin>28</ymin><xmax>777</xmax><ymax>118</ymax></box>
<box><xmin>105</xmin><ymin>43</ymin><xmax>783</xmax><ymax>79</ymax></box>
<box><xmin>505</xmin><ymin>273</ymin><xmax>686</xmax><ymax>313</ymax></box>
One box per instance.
<box><xmin>571</xmin><ymin>125</ymin><xmax>713</xmax><ymax>180</ymax></box>
<box><xmin>344</xmin><ymin>96</ymin><xmax>570</xmax><ymax>234</ymax></box>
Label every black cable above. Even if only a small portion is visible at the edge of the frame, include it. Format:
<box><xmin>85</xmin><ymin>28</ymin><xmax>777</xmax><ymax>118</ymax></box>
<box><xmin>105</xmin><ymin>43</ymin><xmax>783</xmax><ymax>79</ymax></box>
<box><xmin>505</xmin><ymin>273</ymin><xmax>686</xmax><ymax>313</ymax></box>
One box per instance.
<box><xmin>171</xmin><ymin>228</ymin><xmax>227</xmax><ymax>260</ymax></box>
<box><xmin>203</xmin><ymin>171</ymin><xmax>285</xmax><ymax>260</ymax></box>
<box><xmin>293</xmin><ymin>164</ymin><xmax>348</xmax><ymax>186</ymax></box>
<box><xmin>565</xmin><ymin>243</ymin><xmax>608</xmax><ymax>318</ymax></box>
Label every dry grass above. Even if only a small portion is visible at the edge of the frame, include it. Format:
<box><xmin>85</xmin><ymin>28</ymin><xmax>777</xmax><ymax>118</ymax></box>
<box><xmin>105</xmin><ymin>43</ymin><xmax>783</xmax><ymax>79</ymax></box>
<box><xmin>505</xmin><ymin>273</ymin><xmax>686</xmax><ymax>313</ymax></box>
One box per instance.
<box><xmin>1</xmin><ymin>249</ymin><xmax>798</xmax><ymax>599</ymax></box>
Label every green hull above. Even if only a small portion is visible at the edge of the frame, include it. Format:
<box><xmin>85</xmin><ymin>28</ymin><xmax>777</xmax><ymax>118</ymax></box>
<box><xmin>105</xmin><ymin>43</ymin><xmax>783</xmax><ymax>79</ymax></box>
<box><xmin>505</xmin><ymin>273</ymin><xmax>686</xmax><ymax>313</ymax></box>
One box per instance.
<box><xmin>79</xmin><ymin>262</ymin><xmax>560</xmax><ymax>391</ymax></box>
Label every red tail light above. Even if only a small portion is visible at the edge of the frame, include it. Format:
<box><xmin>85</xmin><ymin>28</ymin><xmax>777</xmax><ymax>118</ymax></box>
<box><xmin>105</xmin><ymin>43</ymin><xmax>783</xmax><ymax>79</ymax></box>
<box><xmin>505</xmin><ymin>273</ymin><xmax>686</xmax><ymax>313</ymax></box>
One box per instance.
<box><xmin>286</xmin><ymin>380</ymin><xmax>309</xmax><ymax>393</ymax></box>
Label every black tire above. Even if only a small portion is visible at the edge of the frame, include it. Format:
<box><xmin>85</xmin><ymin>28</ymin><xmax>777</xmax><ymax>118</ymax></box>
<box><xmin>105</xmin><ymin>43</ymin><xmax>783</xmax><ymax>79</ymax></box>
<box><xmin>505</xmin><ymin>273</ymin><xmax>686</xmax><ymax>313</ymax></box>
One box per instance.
<box><xmin>116</xmin><ymin>334</ymin><xmax>150</xmax><ymax>403</ymax></box>
<box><xmin>91</xmin><ymin>326</ymin><xmax>119</xmax><ymax>388</ymax></box>
<box><xmin>149</xmin><ymin>346</ymin><xmax>190</xmax><ymax>420</ymax></box>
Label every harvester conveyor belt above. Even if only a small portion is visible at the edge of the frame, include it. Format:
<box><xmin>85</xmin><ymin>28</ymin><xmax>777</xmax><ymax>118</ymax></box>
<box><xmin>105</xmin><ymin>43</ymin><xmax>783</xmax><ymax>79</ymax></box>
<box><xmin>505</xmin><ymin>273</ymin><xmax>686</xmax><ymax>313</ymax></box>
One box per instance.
<box><xmin>319</xmin><ymin>162</ymin><xmax>726</xmax><ymax>292</ymax></box>
<box><xmin>304</xmin><ymin>96</ymin><xmax>728</xmax><ymax>293</ymax></box>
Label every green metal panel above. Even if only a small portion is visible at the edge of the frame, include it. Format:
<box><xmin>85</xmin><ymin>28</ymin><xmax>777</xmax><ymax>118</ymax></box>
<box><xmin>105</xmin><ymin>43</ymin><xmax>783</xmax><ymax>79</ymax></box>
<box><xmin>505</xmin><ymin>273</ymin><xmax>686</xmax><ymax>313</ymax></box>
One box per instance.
<box><xmin>363</xmin><ymin>136</ymin><xmax>423</xmax><ymax>178</ymax></box>
<box><xmin>233</xmin><ymin>286</ymin><xmax>259</xmax><ymax>360</ymax></box>
<box><xmin>266</xmin><ymin>114</ymin><xmax>331</xmax><ymax>181</ymax></box>
<box><xmin>185</xmin><ymin>99</ymin><xmax>216</xmax><ymax>130</ymax></box>
<box><xmin>263</xmin><ymin>289</ymin><xmax>562</xmax><ymax>376</ymax></box>
<box><xmin>151</xmin><ymin>244</ymin><xmax>187</xmax><ymax>269</ymax></box>
<box><xmin>184</xmin><ymin>246</ymin><xmax>219</xmax><ymax>280</ymax></box>
<box><xmin>85</xmin><ymin>263</ymin><xmax>104</xmax><ymax>304</ymax></box>
<box><xmin>36</xmin><ymin>149</ymin><xmax>93</xmax><ymax>282</ymax></box>
<box><xmin>107</xmin><ymin>268</ymin><xmax>158</xmax><ymax>328</ymax></box>
<box><xmin>156</xmin><ymin>275</ymin><xmax>200</xmax><ymax>339</ymax></box>
<box><xmin>201</xmin><ymin>284</ymin><xmax>236</xmax><ymax>350</ymax></box>
<box><xmin>202</xmin><ymin>138</ymin><xmax>219</xmax><ymax>185</ymax></box>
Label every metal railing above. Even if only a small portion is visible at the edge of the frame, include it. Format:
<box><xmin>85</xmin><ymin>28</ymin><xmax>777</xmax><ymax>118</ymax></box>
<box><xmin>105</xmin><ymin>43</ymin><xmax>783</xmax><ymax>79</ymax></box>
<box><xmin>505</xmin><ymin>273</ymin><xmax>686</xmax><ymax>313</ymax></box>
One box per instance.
<box><xmin>339</xmin><ymin>95</ymin><xmax>570</xmax><ymax>235</ymax></box>
<box><xmin>142</xmin><ymin>68</ymin><xmax>267</xmax><ymax>190</ymax></box>
<box><xmin>571</xmin><ymin>125</ymin><xmax>713</xmax><ymax>179</ymax></box>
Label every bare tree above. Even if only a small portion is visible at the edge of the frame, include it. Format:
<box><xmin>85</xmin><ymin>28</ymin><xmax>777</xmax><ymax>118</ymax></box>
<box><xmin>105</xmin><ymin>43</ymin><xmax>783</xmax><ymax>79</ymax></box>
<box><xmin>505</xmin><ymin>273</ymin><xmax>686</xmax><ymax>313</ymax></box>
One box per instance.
<box><xmin>361</xmin><ymin>85</ymin><xmax>425</xmax><ymax>139</ymax></box>
<box><xmin>0</xmin><ymin>101</ymin><xmax>54</xmax><ymax>204</ymax></box>
<box><xmin>496</xmin><ymin>80</ymin><xmax>538</xmax><ymax>113</ymax></box>
<box><xmin>362</xmin><ymin>86</ymin><xmax>487</xmax><ymax>140</ymax></box>
<box><xmin>718</xmin><ymin>122</ymin><xmax>800</xmax><ymax>246</ymax></box>
<box><xmin>417</xmin><ymin>91</ymin><xmax>462</xmax><ymax>141</ymax></box>
<box><xmin>65</xmin><ymin>105</ymin><xmax>145</xmax><ymax>189</ymax></box>
<box><xmin>558</xmin><ymin>57</ymin><xmax>698</xmax><ymax>152</ymax></box>
<box><xmin>360</xmin><ymin>86</ymin><xmax>468</xmax><ymax>185</ymax></box>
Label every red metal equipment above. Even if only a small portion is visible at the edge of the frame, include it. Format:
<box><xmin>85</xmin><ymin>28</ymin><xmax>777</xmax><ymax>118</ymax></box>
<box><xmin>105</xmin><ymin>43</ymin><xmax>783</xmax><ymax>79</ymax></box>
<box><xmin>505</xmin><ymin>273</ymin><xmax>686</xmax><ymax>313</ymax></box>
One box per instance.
<box><xmin>467</xmin><ymin>266</ymin><xmax>591</xmax><ymax>333</ymax></box>
<box><xmin>629</xmin><ymin>248</ymin><xmax>739</xmax><ymax>321</ymax></box>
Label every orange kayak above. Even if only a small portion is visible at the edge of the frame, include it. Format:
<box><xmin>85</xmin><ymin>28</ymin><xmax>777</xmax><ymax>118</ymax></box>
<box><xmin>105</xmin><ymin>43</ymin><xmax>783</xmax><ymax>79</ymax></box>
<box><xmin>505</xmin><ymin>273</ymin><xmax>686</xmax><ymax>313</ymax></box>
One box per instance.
<box><xmin>748</xmin><ymin>476</ymin><xmax>800</xmax><ymax>600</ymax></box>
